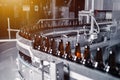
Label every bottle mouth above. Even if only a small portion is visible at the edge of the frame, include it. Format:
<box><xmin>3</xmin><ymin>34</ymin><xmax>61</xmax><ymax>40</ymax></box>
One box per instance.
<box><xmin>85</xmin><ymin>45</ymin><xmax>87</xmax><ymax>48</ymax></box>
<box><xmin>109</xmin><ymin>51</ymin><xmax>112</xmax><ymax>54</ymax></box>
<box><xmin>97</xmin><ymin>47</ymin><xmax>100</xmax><ymax>51</ymax></box>
<box><xmin>76</xmin><ymin>43</ymin><xmax>78</xmax><ymax>46</ymax></box>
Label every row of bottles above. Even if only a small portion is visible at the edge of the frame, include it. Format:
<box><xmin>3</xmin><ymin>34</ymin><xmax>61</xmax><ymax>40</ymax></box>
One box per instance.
<box><xmin>32</xmin><ymin>35</ymin><xmax>57</xmax><ymax>54</ymax></box>
<box><xmin>106</xmin><ymin>51</ymin><xmax>120</xmax><ymax>77</ymax></box>
<box><xmin>33</xmin><ymin>35</ymin><xmax>43</xmax><ymax>50</ymax></box>
<box><xmin>19</xmin><ymin>19</ymin><xmax>83</xmax><ymax>39</ymax></box>
<box><xmin>39</xmin><ymin>19</ymin><xmax>81</xmax><ymax>28</ymax></box>
<box><xmin>94</xmin><ymin>47</ymin><xmax>105</xmax><ymax>70</ymax></box>
<box><xmin>19</xmin><ymin>18</ymin><xmax>87</xmax><ymax>42</ymax></box>
<box><xmin>93</xmin><ymin>48</ymin><xmax>120</xmax><ymax>76</ymax></box>
<box><xmin>22</xmin><ymin>33</ymin><xmax>119</xmax><ymax>77</ymax></box>
<box><xmin>19</xmin><ymin>30</ymin><xmax>32</xmax><ymax>40</ymax></box>
<box><xmin>32</xmin><ymin>35</ymin><xmax>120</xmax><ymax>77</ymax></box>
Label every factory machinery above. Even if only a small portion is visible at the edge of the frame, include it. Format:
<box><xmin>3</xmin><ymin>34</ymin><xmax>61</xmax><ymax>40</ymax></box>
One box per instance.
<box><xmin>16</xmin><ymin>0</ymin><xmax>120</xmax><ymax>80</ymax></box>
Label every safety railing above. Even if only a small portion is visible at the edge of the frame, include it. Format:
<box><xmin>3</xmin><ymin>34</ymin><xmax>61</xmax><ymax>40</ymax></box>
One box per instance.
<box><xmin>0</xmin><ymin>18</ymin><xmax>19</xmax><ymax>42</ymax></box>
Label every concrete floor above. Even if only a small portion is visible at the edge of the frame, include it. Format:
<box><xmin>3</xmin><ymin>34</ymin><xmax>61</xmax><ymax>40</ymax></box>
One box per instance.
<box><xmin>0</xmin><ymin>42</ymin><xmax>20</xmax><ymax>80</ymax></box>
<box><xmin>0</xmin><ymin>42</ymin><xmax>50</xmax><ymax>80</ymax></box>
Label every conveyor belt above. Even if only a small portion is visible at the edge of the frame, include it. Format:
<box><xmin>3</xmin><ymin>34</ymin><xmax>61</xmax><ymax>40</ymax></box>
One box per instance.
<box><xmin>17</xmin><ymin>38</ymin><xmax>120</xmax><ymax>80</ymax></box>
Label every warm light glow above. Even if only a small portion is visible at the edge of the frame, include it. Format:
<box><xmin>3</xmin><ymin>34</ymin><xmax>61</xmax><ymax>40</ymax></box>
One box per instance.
<box><xmin>0</xmin><ymin>0</ymin><xmax>22</xmax><ymax>5</ymax></box>
<box><xmin>76</xmin><ymin>52</ymin><xmax>81</xmax><ymax>58</ymax></box>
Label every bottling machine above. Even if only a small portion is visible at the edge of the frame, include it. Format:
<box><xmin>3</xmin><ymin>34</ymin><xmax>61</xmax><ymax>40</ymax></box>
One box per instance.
<box><xmin>16</xmin><ymin>0</ymin><xmax>120</xmax><ymax>80</ymax></box>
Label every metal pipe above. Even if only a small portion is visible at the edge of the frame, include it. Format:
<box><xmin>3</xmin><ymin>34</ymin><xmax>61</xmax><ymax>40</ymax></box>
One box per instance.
<box><xmin>7</xmin><ymin>29</ymin><xmax>20</xmax><ymax>32</ymax></box>
<box><xmin>85</xmin><ymin>0</ymin><xmax>89</xmax><ymax>10</ymax></box>
<box><xmin>91</xmin><ymin>0</ymin><xmax>95</xmax><ymax>12</ymax></box>
<box><xmin>90</xmin><ymin>0</ymin><xmax>94</xmax><ymax>34</ymax></box>
<box><xmin>76</xmin><ymin>31</ymin><xmax>80</xmax><ymax>43</ymax></box>
<box><xmin>0</xmin><ymin>39</ymin><xmax>17</xmax><ymax>42</ymax></box>
<box><xmin>91</xmin><ymin>16</ymin><xmax>100</xmax><ymax>33</ymax></box>
<box><xmin>52</xmin><ymin>0</ymin><xmax>56</xmax><ymax>19</ymax></box>
<box><xmin>51</xmin><ymin>0</ymin><xmax>56</xmax><ymax>26</ymax></box>
<box><xmin>7</xmin><ymin>18</ymin><xmax>11</xmax><ymax>39</ymax></box>
<box><xmin>37</xmin><ymin>18</ymin><xmax>78</xmax><ymax>24</ymax></box>
<box><xmin>37</xmin><ymin>18</ymin><xmax>78</xmax><ymax>27</ymax></box>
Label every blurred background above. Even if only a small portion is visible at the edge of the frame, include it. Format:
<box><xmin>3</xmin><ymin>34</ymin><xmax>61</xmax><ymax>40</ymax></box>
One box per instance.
<box><xmin>0</xmin><ymin>0</ymin><xmax>85</xmax><ymax>39</ymax></box>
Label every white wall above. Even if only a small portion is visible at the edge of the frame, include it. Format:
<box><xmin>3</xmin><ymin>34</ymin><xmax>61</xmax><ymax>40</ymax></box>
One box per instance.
<box><xmin>113</xmin><ymin>0</ymin><xmax>120</xmax><ymax>11</ymax></box>
<box><xmin>85</xmin><ymin>0</ymin><xmax>103</xmax><ymax>10</ymax></box>
<box><xmin>94</xmin><ymin>0</ymin><xmax>104</xmax><ymax>10</ymax></box>
<box><xmin>85</xmin><ymin>0</ymin><xmax>112</xmax><ymax>10</ymax></box>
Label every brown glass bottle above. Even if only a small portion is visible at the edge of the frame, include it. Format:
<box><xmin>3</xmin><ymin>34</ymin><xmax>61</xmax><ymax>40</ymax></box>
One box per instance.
<box><xmin>33</xmin><ymin>35</ymin><xmax>38</xmax><ymax>49</ymax></box>
<box><xmin>19</xmin><ymin>30</ymin><xmax>23</xmax><ymax>37</ymax></box>
<box><xmin>74</xmin><ymin>43</ymin><xmax>82</xmax><ymax>63</ymax></box>
<box><xmin>33</xmin><ymin>35</ymin><xmax>43</xmax><ymax>51</ymax></box>
<box><xmin>33</xmin><ymin>35</ymin><xmax>42</xmax><ymax>50</ymax></box>
<box><xmin>44</xmin><ymin>37</ymin><xmax>50</xmax><ymax>52</ymax></box>
<box><xmin>58</xmin><ymin>39</ymin><xmax>64</xmax><ymax>57</ymax></box>
<box><xmin>39</xmin><ymin>36</ymin><xmax>43</xmax><ymax>47</ymax></box>
<box><xmin>83</xmin><ymin>45</ymin><xmax>93</xmax><ymax>67</ymax></box>
<box><xmin>27</xmin><ymin>33</ymin><xmax>32</xmax><ymax>40</ymax></box>
<box><xmin>25</xmin><ymin>32</ymin><xmax>28</xmax><ymax>39</ymax></box>
<box><xmin>50</xmin><ymin>38</ymin><xmax>57</xmax><ymax>55</ymax></box>
<box><xmin>65</xmin><ymin>42</ymin><xmax>71</xmax><ymax>55</ymax></box>
<box><xmin>107</xmin><ymin>51</ymin><xmax>120</xmax><ymax>77</ymax></box>
<box><xmin>108</xmin><ymin>51</ymin><xmax>116</xmax><ymax>69</ymax></box>
<box><xmin>38</xmin><ymin>36</ymin><xmax>44</xmax><ymax>51</ymax></box>
<box><xmin>21</xmin><ymin>31</ymin><xmax>25</xmax><ymax>38</ymax></box>
<box><xmin>94</xmin><ymin>47</ymin><xmax>104</xmax><ymax>71</ymax></box>
<box><xmin>83</xmin><ymin>45</ymin><xmax>90</xmax><ymax>60</ymax></box>
<box><xmin>95</xmin><ymin>48</ymin><xmax>103</xmax><ymax>62</ymax></box>
<box><xmin>65</xmin><ymin>41</ymin><xmax>72</xmax><ymax>60</ymax></box>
